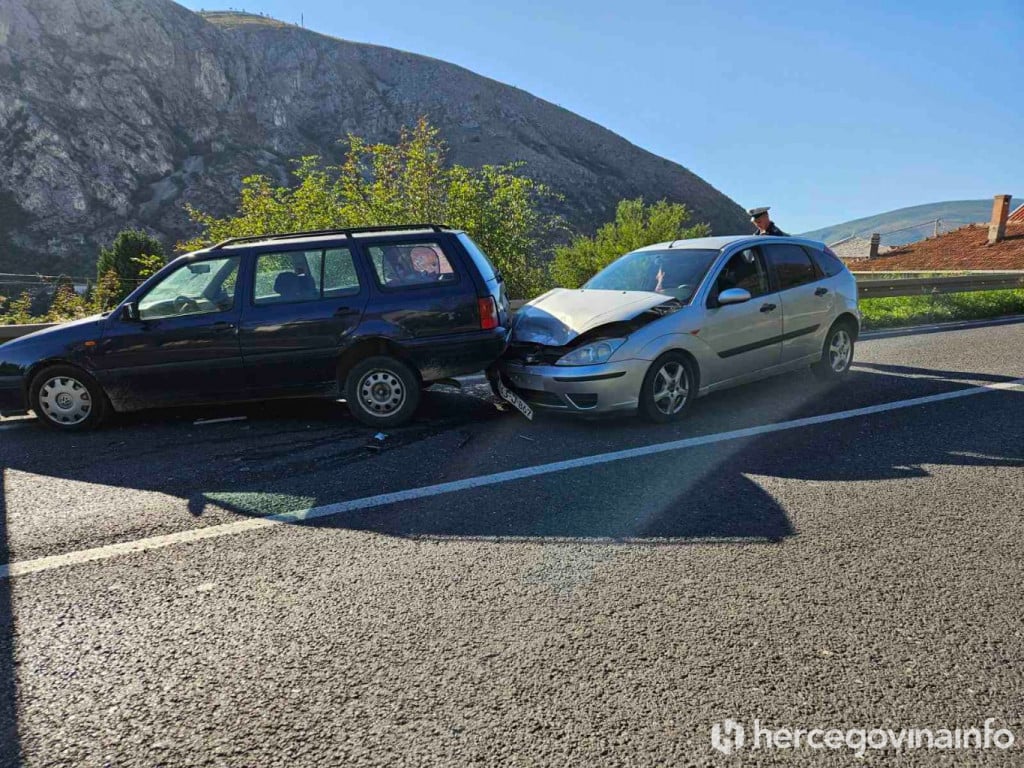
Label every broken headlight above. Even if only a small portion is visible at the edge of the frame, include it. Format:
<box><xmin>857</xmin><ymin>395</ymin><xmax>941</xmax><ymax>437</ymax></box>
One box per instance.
<box><xmin>555</xmin><ymin>338</ymin><xmax>626</xmax><ymax>366</ymax></box>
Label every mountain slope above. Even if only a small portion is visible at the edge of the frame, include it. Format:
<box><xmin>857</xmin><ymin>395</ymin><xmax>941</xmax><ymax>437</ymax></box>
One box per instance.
<box><xmin>0</xmin><ymin>0</ymin><xmax>749</xmax><ymax>278</ymax></box>
<box><xmin>801</xmin><ymin>199</ymin><xmax>1022</xmax><ymax>246</ymax></box>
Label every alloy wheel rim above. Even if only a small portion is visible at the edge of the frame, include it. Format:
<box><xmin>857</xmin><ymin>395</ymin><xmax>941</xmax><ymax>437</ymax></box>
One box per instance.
<box><xmin>829</xmin><ymin>329</ymin><xmax>852</xmax><ymax>372</ymax></box>
<box><xmin>358</xmin><ymin>370</ymin><xmax>406</xmax><ymax>416</ymax></box>
<box><xmin>652</xmin><ymin>361</ymin><xmax>689</xmax><ymax>415</ymax></box>
<box><xmin>38</xmin><ymin>376</ymin><xmax>92</xmax><ymax>425</ymax></box>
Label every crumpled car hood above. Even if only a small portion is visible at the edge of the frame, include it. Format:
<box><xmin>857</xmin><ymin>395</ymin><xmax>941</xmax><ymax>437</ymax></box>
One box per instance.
<box><xmin>512</xmin><ymin>289</ymin><xmax>676</xmax><ymax>346</ymax></box>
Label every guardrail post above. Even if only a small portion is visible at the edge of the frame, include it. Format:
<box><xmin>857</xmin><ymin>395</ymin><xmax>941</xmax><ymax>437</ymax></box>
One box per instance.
<box><xmin>868</xmin><ymin>233</ymin><xmax>881</xmax><ymax>259</ymax></box>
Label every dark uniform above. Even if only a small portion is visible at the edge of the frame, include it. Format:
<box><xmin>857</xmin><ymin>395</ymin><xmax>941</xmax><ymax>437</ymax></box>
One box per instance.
<box><xmin>757</xmin><ymin>222</ymin><xmax>788</xmax><ymax>237</ymax></box>
<box><xmin>747</xmin><ymin>206</ymin><xmax>788</xmax><ymax>236</ymax></box>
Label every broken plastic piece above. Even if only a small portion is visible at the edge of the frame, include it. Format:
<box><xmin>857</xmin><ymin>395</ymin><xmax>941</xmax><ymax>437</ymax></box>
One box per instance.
<box><xmin>193</xmin><ymin>416</ymin><xmax>248</xmax><ymax>425</ymax></box>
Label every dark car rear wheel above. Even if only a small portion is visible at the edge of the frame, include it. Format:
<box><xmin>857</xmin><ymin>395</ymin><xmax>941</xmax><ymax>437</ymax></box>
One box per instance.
<box><xmin>639</xmin><ymin>351</ymin><xmax>696</xmax><ymax>423</ymax></box>
<box><xmin>344</xmin><ymin>356</ymin><xmax>421</xmax><ymax>428</ymax></box>
<box><xmin>30</xmin><ymin>365</ymin><xmax>108</xmax><ymax>431</ymax></box>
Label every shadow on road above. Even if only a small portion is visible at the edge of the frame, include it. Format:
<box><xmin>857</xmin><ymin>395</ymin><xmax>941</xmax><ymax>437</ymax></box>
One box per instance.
<box><xmin>0</xmin><ymin>366</ymin><xmax>1021</xmax><ymax>554</ymax></box>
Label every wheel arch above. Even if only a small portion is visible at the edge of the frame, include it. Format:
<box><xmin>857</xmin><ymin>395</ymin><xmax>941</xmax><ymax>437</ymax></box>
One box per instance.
<box><xmin>336</xmin><ymin>338</ymin><xmax>421</xmax><ymax>388</ymax></box>
<box><xmin>832</xmin><ymin>312</ymin><xmax>861</xmax><ymax>340</ymax></box>
<box><xmin>25</xmin><ymin>358</ymin><xmax>96</xmax><ymax>395</ymax></box>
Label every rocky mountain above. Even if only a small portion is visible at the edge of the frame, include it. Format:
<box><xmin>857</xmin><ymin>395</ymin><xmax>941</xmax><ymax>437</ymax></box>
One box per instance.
<box><xmin>0</xmin><ymin>0</ymin><xmax>750</xmax><ymax>279</ymax></box>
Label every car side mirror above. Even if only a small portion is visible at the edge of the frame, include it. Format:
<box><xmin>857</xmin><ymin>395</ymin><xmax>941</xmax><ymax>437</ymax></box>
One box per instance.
<box><xmin>717</xmin><ymin>288</ymin><xmax>752</xmax><ymax>306</ymax></box>
<box><xmin>121</xmin><ymin>302</ymin><xmax>141</xmax><ymax>322</ymax></box>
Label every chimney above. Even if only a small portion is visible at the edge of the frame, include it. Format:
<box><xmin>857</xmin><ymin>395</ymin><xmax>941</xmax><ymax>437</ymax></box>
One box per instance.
<box><xmin>988</xmin><ymin>194</ymin><xmax>1012</xmax><ymax>245</ymax></box>
<box><xmin>868</xmin><ymin>233</ymin><xmax>881</xmax><ymax>259</ymax></box>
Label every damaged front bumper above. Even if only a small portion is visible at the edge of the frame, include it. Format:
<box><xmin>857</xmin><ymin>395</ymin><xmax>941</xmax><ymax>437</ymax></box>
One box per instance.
<box><xmin>497</xmin><ymin>356</ymin><xmax>646</xmax><ymax>414</ymax></box>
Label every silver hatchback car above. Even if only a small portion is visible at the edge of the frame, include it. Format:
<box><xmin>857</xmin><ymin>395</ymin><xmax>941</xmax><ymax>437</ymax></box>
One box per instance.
<box><xmin>496</xmin><ymin>235</ymin><xmax>860</xmax><ymax>422</ymax></box>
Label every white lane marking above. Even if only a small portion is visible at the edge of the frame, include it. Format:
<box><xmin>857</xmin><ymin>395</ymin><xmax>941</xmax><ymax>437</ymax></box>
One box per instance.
<box><xmin>860</xmin><ymin>314</ymin><xmax>1024</xmax><ymax>339</ymax></box>
<box><xmin>2</xmin><ymin>376</ymin><xmax>1022</xmax><ymax>580</ymax></box>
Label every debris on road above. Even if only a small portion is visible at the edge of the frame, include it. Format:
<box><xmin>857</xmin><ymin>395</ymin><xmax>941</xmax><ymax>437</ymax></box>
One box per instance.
<box><xmin>193</xmin><ymin>416</ymin><xmax>248</xmax><ymax>426</ymax></box>
<box><xmin>365</xmin><ymin>432</ymin><xmax>389</xmax><ymax>452</ymax></box>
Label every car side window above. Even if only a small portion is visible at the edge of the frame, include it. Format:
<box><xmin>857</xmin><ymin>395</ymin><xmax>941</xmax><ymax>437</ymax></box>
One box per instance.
<box><xmin>804</xmin><ymin>245</ymin><xmax>844</xmax><ymax>278</ymax></box>
<box><xmin>766</xmin><ymin>244</ymin><xmax>818</xmax><ymax>291</ymax></box>
<box><xmin>253</xmin><ymin>250</ymin><xmax>324</xmax><ymax>305</ymax></box>
<box><xmin>323</xmin><ymin>248</ymin><xmax>362</xmax><ymax>298</ymax></box>
<box><xmin>138</xmin><ymin>256</ymin><xmax>240</xmax><ymax>321</ymax></box>
<box><xmin>714</xmin><ymin>248</ymin><xmax>770</xmax><ymax>298</ymax></box>
<box><xmin>367</xmin><ymin>242</ymin><xmax>458</xmax><ymax>290</ymax></box>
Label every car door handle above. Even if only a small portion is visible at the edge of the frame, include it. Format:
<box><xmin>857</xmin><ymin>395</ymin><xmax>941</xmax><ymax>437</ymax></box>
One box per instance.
<box><xmin>211</xmin><ymin>321</ymin><xmax>236</xmax><ymax>331</ymax></box>
<box><xmin>760</xmin><ymin>303</ymin><xmax>777</xmax><ymax>313</ymax></box>
<box><xmin>815</xmin><ymin>287</ymin><xmax>829</xmax><ymax>296</ymax></box>
<box><xmin>334</xmin><ymin>307</ymin><xmax>359</xmax><ymax>317</ymax></box>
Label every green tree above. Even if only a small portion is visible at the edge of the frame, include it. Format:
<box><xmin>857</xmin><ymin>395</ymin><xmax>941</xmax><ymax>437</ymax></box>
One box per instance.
<box><xmin>90</xmin><ymin>269</ymin><xmax>124</xmax><ymax>314</ymax></box>
<box><xmin>183</xmin><ymin>118</ymin><xmax>563</xmax><ymax>299</ymax></box>
<box><xmin>551</xmin><ymin>198</ymin><xmax>711</xmax><ymax>288</ymax></box>
<box><xmin>46</xmin><ymin>282</ymin><xmax>89</xmax><ymax>323</ymax></box>
<box><xmin>96</xmin><ymin>230</ymin><xmax>166</xmax><ymax>302</ymax></box>
<box><xmin>1</xmin><ymin>291</ymin><xmax>35</xmax><ymax>325</ymax></box>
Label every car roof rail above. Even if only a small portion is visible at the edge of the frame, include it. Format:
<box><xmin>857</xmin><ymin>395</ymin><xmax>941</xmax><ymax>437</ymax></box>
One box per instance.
<box><xmin>208</xmin><ymin>224</ymin><xmax>452</xmax><ymax>250</ymax></box>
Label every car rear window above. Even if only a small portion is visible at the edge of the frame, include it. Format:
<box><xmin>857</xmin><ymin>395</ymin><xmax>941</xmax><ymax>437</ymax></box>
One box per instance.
<box><xmin>765</xmin><ymin>243</ymin><xmax>818</xmax><ymax>290</ymax></box>
<box><xmin>804</xmin><ymin>245</ymin><xmax>845</xmax><ymax>278</ymax></box>
<box><xmin>457</xmin><ymin>233</ymin><xmax>498</xmax><ymax>282</ymax></box>
<box><xmin>367</xmin><ymin>242</ymin><xmax>458</xmax><ymax>289</ymax></box>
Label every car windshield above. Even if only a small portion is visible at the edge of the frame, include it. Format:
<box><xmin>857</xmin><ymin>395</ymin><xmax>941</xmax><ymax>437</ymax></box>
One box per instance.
<box><xmin>583</xmin><ymin>248</ymin><xmax>720</xmax><ymax>302</ymax></box>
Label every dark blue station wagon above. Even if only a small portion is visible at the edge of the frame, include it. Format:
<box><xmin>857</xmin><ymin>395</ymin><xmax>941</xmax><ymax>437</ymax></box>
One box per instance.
<box><xmin>0</xmin><ymin>225</ymin><xmax>511</xmax><ymax>430</ymax></box>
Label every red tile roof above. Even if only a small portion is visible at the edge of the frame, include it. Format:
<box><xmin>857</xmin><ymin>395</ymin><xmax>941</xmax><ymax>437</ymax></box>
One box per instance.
<box><xmin>1009</xmin><ymin>204</ymin><xmax>1024</xmax><ymax>223</ymax></box>
<box><xmin>843</xmin><ymin>223</ymin><xmax>1024</xmax><ymax>272</ymax></box>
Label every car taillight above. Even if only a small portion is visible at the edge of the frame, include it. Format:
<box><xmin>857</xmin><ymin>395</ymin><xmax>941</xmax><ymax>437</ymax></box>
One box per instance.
<box><xmin>478</xmin><ymin>296</ymin><xmax>499</xmax><ymax>330</ymax></box>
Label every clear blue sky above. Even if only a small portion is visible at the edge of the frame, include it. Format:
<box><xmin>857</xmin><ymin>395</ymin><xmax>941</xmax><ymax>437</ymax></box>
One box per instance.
<box><xmin>179</xmin><ymin>0</ymin><xmax>1023</xmax><ymax>233</ymax></box>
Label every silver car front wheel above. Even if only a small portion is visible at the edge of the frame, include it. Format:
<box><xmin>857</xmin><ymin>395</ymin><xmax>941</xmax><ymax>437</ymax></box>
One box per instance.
<box><xmin>640</xmin><ymin>351</ymin><xmax>696</xmax><ymax>423</ymax></box>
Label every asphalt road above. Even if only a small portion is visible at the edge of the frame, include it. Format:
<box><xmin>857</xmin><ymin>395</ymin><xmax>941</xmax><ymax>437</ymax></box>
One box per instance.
<box><xmin>1</xmin><ymin>318</ymin><xmax>1023</xmax><ymax>766</ymax></box>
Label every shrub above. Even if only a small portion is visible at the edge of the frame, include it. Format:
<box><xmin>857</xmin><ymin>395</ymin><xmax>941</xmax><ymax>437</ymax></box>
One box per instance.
<box><xmin>551</xmin><ymin>198</ymin><xmax>710</xmax><ymax>288</ymax></box>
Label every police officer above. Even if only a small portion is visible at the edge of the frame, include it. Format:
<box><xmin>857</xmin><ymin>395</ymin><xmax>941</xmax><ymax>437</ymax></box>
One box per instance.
<box><xmin>748</xmin><ymin>206</ymin><xmax>788</xmax><ymax>237</ymax></box>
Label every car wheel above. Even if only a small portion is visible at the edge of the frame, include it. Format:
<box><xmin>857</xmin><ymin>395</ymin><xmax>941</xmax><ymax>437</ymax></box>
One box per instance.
<box><xmin>812</xmin><ymin>321</ymin><xmax>855</xmax><ymax>381</ymax></box>
<box><xmin>30</xmin><ymin>365</ymin><xmax>108</xmax><ymax>431</ymax></box>
<box><xmin>344</xmin><ymin>356</ymin><xmax>421</xmax><ymax>428</ymax></box>
<box><xmin>639</xmin><ymin>351</ymin><xmax>696</xmax><ymax>423</ymax></box>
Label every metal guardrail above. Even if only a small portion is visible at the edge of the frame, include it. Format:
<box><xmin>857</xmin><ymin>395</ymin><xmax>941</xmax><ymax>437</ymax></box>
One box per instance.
<box><xmin>854</xmin><ymin>272</ymin><xmax>1024</xmax><ymax>298</ymax></box>
<box><xmin>0</xmin><ymin>323</ymin><xmax>53</xmax><ymax>342</ymax></box>
<box><xmin>1</xmin><ymin>273</ymin><xmax>1022</xmax><ymax>343</ymax></box>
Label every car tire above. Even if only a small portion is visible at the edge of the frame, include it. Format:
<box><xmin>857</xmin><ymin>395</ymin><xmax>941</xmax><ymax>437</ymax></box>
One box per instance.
<box><xmin>344</xmin><ymin>356</ymin><xmax>421</xmax><ymax>428</ymax></box>
<box><xmin>29</xmin><ymin>365</ymin><xmax>109</xmax><ymax>431</ymax></box>
<box><xmin>812</xmin><ymin>320</ymin><xmax>856</xmax><ymax>381</ymax></box>
<box><xmin>638</xmin><ymin>351</ymin><xmax>697</xmax><ymax>423</ymax></box>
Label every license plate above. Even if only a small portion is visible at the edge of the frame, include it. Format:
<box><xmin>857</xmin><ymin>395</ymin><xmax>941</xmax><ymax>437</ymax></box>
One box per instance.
<box><xmin>496</xmin><ymin>378</ymin><xmax>534</xmax><ymax>421</ymax></box>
